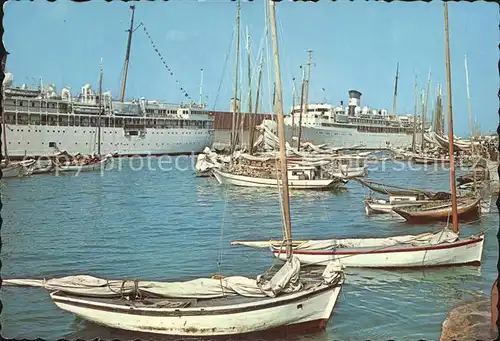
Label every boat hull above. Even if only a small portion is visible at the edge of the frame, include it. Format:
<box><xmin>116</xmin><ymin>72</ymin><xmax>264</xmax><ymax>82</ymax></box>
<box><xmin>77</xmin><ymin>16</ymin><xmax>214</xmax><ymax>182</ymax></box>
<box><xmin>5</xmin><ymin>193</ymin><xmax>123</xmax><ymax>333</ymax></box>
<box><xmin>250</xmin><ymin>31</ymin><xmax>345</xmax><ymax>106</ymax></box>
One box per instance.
<box><xmin>3</xmin><ymin>124</ymin><xmax>214</xmax><ymax>159</ymax></box>
<box><xmin>262</xmin><ymin>119</ymin><xmax>417</xmax><ymax>150</ymax></box>
<box><xmin>273</xmin><ymin>236</ymin><xmax>484</xmax><ymax>268</ymax></box>
<box><xmin>50</xmin><ymin>282</ymin><xmax>342</xmax><ymax>336</ymax></box>
<box><xmin>364</xmin><ymin>199</ymin><xmax>428</xmax><ymax>215</ymax></box>
<box><xmin>55</xmin><ymin>158</ymin><xmax>111</xmax><ymax>173</ymax></box>
<box><xmin>392</xmin><ymin>198</ymin><xmax>481</xmax><ymax>223</ymax></box>
<box><xmin>212</xmin><ymin>169</ymin><xmax>339</xmax><ymax>190</ymax></box>
<box><xmin>0</xmin><ymin>165</ymin><xmax>22</xmax><ymax>178</ymax></box>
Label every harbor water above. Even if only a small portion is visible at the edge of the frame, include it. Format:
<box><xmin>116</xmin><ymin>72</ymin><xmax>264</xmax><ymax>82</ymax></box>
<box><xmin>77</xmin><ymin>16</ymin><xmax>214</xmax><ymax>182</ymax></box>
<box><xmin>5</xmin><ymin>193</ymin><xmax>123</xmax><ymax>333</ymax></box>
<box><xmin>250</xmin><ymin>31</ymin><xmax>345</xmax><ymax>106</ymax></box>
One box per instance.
<box><xmin>1</xmin><ymin>156</ymin><xmax>498</xmax><ymax>340</ymax></box>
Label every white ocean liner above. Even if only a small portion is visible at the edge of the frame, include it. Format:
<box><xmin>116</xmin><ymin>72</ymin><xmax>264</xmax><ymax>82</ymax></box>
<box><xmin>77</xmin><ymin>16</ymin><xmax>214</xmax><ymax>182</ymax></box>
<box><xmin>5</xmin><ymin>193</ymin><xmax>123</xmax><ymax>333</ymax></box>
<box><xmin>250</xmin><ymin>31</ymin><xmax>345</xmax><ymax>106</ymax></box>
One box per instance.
<box><xmin>263</xmin><ymin>89</ymin><xmax>427</xmax><ymax>150</ymax></box>
<box><xmin>1</xmin><ymin>76</ymin><xmax>214</xmax><ymax>160</ymax></box>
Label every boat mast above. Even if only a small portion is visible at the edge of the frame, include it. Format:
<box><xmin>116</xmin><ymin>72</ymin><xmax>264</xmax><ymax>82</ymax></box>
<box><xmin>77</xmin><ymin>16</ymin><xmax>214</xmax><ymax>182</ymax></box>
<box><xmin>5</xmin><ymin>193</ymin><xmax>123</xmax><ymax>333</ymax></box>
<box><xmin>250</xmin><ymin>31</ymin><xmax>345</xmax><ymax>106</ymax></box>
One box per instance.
<box><xmin>392</xmin><ymin>62</ymin><xmax>399</xmax><ymax>116</ymax></box>
<box><xmin>246</xmin><ymin>27</ymin><xmax>252</xmax><ymax>115</ymax></box>
<box><xmin>443</xmin><ymin>2</ymin><xmax>459</xmax><ymax>234</ymax></box>
<box><xmin>119</xmin><ymin>5</ymin><xmax>136</xmax><ymax>102</ymax></box>
<box><xmin>1</xmin><ymin>51</ymin><xmax>9</xmax><ymax>163</ymax></box>
<box><xmin>297</xmin><ymin>66</ymin><xmax>305</xmax><ymax>150</ymax></box>
<box><xmin>240</xmin><ymin>26</ymin><xmax>251</xmax><ymax>149</ymax></box>
<box><xmin>199</xmin><ymin>69</ymin><xmax>204</xmax><ymax>107</ymax></box>
<box><xmin>230</xmin><ymin>0</ymin><xmax>241</xmax><ymax>154</ymax></box>
<box><xmin>411</xmin><ymin>74</ymin><xmax>418</xmax><ymax>152</ymax></box>
<box><xmin>291</xmin><ymin>77</ymin><xmax>296</xmax><ymax>129</ymax></box>
<box><xmin>464</xmin><ymin>55</ymin><xmax>476</xmax><ymax>189</ymax></box>
<box><xmin>299</xmin><ymin>50</ymin><xmax>313</xmax><ymax>152</ymax></box>
<box><xmin>249</xmin><ymin>54</ymin><xmax>264</xmax><ymax>155</ymax></box>
<box><xmin>97</xmin><ymin>58</ymin><xmax>103</xmax><ymax>156</ymax></box>
<box><xmin>421</xmin><ymin>68</ymin><xmax>431</xmax><ymax>153</ymax></box>
<box><xmin>269</xmin><ymin>0</ymin><xmax>293</xmax><ymax>258</ymax></box>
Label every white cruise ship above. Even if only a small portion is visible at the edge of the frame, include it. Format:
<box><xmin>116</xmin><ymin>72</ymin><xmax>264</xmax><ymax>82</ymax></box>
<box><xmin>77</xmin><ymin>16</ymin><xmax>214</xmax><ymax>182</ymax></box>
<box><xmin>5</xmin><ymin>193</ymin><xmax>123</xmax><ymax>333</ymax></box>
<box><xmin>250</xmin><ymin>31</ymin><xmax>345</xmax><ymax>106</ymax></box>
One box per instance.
<box><xmin>262</xmin><ymin>89</ymin><xmax>427</xmax><ymax>150</ymax></box>
<box><xmin>1</xmin><ymin>75</ymin><xmax>214</xmax><ymax>160</ymax></box>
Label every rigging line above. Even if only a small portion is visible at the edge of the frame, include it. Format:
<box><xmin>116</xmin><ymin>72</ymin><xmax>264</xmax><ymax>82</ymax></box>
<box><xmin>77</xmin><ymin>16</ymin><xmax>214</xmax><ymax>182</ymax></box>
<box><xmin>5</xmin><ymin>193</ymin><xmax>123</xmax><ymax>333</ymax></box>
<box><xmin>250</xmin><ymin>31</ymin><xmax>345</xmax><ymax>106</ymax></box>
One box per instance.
<box><xmin>212</xmin><ymin>26</ymin><xmax>235</xmax><ymax>110</ymax></box>
<box><xmin>140</xmin><ymin>22</ymin><xmax>192</xmax><ymax>102</ymax></box>
<box><xmin>276</xmin><ymin>12</ymin><xmax>293</xmax><ymax>110</ymax></box>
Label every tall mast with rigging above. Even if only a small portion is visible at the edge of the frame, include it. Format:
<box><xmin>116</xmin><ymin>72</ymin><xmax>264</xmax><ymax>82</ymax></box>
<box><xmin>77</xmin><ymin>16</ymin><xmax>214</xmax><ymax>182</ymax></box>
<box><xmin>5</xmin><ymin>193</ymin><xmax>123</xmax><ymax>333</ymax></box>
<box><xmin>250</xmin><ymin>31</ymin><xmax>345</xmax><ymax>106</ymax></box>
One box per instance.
<box><xmin>119</xmin><ymin>5</ymin><xmax>136</xmax><ymax>102</ymax></box>
<box><xmin>421</xmin><ymin>68</ymin><xmax>431</xmax><ymax>153</ymax></box>
<box><xmin>1</xmin><ymin>51</ymin><xmax>9</xmax><ymax>163</ymax></box>
<box><xmin>411</xmin><ymin>74</ymin><xmax>418</xmax><ymax>152</ymax></box>
<box><xmin>199</xmin><ymin>69</ymin><xmax>204</xmax><ymax>107</ymax></box>
<box><xmin>392</xmin><ymin>62</ymin><xmax>399</xmax><ymax>116</ymax></box>
<box><xmin>239</xmin><ymin>26</ymin><xmax>252</xmax><ymax>149</ymax></box>
<box><xmin>268</xmin><ymin>0</ymin><xmax>293</xmax><ymax>258</ymax></box>
<box><xmin>97</xmin><ymin>58</ymin><xmax>103</xmax><ymax>156</ymax></box>
<box><xmin>443</xmin><ymin>1</ymin><xmax>459</xmax><ymax>233</ymax></box>
<box><xmin>297</xmin><ymin>65</ymin><xmax>305</xmax><ymax>150</ymax></box>
<box><xmin>249</xmin><ymin>54</ymin><xmax>264</xmax><ymax>155</ymax></box>
<box><xmin>298</xmin><ymin>50</ymin><xmax>313</xmax><ymax>152</ymax></box>
<box><xmin>464</xmin><ymin>55</ymin><xmax>476</xmax><ymax>189</ymax></box>
<box><xmin>230</xmin><ymin>0</ymin><xmax>241</xmax><ymax>154</ymax></box>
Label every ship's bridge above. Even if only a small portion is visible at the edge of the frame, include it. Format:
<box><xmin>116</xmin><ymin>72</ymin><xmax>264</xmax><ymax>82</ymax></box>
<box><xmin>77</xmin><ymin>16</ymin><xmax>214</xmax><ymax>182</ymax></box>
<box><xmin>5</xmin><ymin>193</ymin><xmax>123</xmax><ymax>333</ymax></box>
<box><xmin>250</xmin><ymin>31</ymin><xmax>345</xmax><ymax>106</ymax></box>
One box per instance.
<box><xmin>287</xmin><ymin>103</ymin><xmax>333</xmax><ymax>126</ymax></box>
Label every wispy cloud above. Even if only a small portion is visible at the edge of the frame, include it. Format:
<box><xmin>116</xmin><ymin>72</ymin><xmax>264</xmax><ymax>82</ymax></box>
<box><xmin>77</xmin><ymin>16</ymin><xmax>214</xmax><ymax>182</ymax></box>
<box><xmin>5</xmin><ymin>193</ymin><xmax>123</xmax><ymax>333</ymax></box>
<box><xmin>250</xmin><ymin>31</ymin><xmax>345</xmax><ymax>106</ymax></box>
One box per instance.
<box><xmin>166</xmin><ymin>29</ymin><xmax>188</xmax><ymax>42</ymax></box>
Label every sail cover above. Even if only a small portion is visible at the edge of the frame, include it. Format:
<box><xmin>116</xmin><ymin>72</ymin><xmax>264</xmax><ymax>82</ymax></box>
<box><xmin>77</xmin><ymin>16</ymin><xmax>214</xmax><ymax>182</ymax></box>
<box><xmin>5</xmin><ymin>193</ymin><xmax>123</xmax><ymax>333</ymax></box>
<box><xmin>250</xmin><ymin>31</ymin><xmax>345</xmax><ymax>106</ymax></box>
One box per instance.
<box><xmin>294</xmin><ymin>229</ymin><xmax>460</xmax><ymax>251</ymax></box>
<box><xmin>3</xmin><ymin>256</ymin><xmax>343</xmax><ymax>299</ymax></box>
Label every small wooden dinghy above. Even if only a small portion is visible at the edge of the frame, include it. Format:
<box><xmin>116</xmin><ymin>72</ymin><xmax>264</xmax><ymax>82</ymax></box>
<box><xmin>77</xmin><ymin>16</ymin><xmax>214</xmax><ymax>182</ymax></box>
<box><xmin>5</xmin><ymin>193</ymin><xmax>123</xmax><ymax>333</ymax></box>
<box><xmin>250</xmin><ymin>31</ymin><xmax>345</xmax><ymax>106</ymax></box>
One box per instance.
<box><xmin>364</xmin><ymin>195</ymin><xmax>431</xmax><ymax>215</ymax></box>
<box><xmin>412</xmin><ymin>155</ymin><xmax>450</xmax><ymax>164</ymax></box>
<box><xmin>55</xmin><ymin>157</ymin><xmax>110</xmax><ymax>173</ymax></box>
<box><xmin>0</xmin><ymin>159</ymin><xmax>36</xmax><ymax>178</ymax></box>
<box><xmin>392</xmin><ymin>196</ymin><xmax>481</xmax><ymax>223</ymax></box>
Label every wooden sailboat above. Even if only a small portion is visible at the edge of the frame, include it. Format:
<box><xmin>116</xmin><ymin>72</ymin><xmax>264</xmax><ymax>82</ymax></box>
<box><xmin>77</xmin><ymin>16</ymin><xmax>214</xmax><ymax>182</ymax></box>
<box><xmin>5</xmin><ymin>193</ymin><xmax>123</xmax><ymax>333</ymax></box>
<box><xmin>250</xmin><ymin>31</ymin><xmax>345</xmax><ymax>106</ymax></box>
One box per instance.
<box><xmin>232</xmin><ymin>3</ymin><xmax>484</xmax><ymax>268</ymax></box>
<box><xmin>212</xmin><ymin>166</ymin><xmax>343</xmax><ymax>190</ymax></box>
<box><xmin>3</xmin><ymin>2</ymin><xmax>344</xmax><ymax>336</ymax></box>
<box><xmin>392</xmin><ymin>195</ymin><xmax>481</xmax><ymax>223</ymax></box>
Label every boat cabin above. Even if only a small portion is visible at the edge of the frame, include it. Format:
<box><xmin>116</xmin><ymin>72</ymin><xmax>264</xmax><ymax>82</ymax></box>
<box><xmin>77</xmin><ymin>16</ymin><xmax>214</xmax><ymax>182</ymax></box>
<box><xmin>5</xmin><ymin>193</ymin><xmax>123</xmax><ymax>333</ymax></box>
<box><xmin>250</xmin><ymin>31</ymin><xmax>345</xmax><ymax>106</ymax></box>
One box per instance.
<box><xmin>287</xmin><ymin>165</ymin><xmax>319</xmax><ymax>181</ymax></box>
<box><xmin>388</xmin><ymin>195</ymin><xmax>424</xmax><ymax>204</ymax></box>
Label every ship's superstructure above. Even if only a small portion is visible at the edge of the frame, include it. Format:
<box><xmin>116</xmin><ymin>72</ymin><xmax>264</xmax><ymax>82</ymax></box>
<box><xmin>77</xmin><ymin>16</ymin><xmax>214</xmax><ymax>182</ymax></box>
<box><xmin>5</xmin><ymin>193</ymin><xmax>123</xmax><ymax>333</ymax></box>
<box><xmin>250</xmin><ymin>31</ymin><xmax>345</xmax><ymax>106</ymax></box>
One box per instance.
<box><xmin>1</xmin><ymin>75</ymin><xmax>214</xmax><ymax>159</ymax></box>
<box><xmin>263</xmin><ymin>89</ymin><xmax>428</xmax><ymax>149</ymax></box>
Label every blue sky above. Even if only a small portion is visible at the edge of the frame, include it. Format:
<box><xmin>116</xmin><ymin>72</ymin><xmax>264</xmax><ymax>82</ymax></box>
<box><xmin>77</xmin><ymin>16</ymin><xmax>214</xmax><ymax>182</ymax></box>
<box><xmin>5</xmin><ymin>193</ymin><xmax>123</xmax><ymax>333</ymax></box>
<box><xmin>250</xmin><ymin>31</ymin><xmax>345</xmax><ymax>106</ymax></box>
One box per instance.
<box><xmin>4</xmin><ymin>0</ymin><xmax>498</xmax><ymax>136</ymax></box>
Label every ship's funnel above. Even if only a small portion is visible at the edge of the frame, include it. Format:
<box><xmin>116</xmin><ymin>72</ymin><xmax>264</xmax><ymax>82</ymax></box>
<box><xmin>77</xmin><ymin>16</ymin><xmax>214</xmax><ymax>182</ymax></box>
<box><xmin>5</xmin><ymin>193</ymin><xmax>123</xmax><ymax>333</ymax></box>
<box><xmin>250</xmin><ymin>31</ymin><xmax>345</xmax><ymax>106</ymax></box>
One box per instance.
<box><xmin>2</xmin><ymin>72</ymin><xmax>13</xmax><ymax>87</ymax></box>
<box><xmin>230</xmin><ymin>97</ymin><xmax>240</xmax><ymax>113</ymax></box>
<box><xmin>347</xmin><ymin>89</ymin><xmax>362</xmax><ymax>115</ymax></box>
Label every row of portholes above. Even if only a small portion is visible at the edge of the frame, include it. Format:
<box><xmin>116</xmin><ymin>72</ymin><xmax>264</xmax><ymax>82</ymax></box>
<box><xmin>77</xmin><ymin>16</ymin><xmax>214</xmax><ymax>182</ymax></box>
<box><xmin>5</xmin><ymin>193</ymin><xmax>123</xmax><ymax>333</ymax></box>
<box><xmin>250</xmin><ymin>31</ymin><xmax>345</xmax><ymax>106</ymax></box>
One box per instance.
<box><xmin>15</xmin><ymin>130</ymin><xmax>208</xmax><ymax>135</ymax></box>
<box><xmin>9</xmin><ymin>141</ymin><xmax>205</xmax><ymax>146</ymax></box>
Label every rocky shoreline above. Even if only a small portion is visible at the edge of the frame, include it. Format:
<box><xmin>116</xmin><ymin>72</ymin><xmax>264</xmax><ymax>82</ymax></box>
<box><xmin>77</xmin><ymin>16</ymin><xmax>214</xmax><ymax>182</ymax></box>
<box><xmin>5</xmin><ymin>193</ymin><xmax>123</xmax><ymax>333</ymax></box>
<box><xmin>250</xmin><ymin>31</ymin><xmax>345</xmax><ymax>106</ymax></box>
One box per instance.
<box><xmin>440</xmin><ymin>281</ymin><xmax>498</xmax><ymax>341</ymax></box>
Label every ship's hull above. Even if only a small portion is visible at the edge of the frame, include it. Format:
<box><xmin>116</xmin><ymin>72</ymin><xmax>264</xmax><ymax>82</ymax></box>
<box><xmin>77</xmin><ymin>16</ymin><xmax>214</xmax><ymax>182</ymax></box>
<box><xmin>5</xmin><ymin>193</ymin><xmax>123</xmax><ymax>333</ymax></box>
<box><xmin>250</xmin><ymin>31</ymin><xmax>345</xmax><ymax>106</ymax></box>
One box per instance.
<box><xmin>4</xmin><ymin>124</ymin><xmax>214</xmax><ymax>159</ymax></box>
<box><xmin>262</xmin><ymin>120</ymin><xmax>420</xmax><ymax>150</ymax></box>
